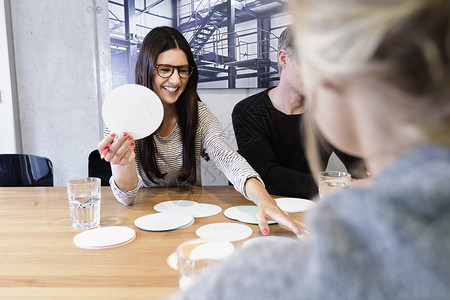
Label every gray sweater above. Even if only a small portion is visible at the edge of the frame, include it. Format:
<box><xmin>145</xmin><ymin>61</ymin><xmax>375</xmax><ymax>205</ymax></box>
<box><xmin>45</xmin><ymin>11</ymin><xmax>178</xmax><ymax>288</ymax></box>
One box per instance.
<box><xmin>166</xmin><ymin>145</ymin><xmax>450</xmax><ymax>300</ymax></box>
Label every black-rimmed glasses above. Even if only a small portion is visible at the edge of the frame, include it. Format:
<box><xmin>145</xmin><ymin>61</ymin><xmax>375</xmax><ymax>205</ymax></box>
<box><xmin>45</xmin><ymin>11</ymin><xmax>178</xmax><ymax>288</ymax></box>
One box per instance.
<box><xmin>154</xmin><ymin>64</ymin><xmax>194</xmax><ymax>79</ymax></box>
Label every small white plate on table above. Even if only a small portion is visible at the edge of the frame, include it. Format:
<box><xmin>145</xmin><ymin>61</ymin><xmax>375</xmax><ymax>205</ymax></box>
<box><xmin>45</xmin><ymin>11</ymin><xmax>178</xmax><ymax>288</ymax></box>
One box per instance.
<box><xmin>224</xmin><ymin>205</ymin><xmax>276</xmax><ymax>225</ymax></box>
<box><xmin>166</xmin><ymin>240</ymin><xmax>235</xmax><ymax>270</ymax></box>
<box><xmin>196</xmin><ymin>222</ymin><xmax>253</xmax><ymax>242</ymax></box>
<box><xmin>275</xmin><ymin>198</ymin><xmax>315</xmax><ymax>213</ymax></box>
<box><xmin>189</xmin><ymin>240</ymin><xmax>236</xmax><ymax>260</ymax></box>
<box><xmin>167</xmin><ymin>252</ymin><xmax>178</xmax><ymax>270</ymax></box>
<box><xmin>73</xmin><ymin>226</ymin><xmax>136</xmax><ymax>250</ymax></box>
<box><xmin>242</xmin><ymin>236</ymin><xmax>297</xmax><ymax>249</ymax></box>
<box><xmin>154</xmin><ymin>200</ymin><xmax>222</xmax><ymax>218</ymax></box>
<box><xmin>134</xmin><ymin>212</ymin><xmax>194</xmax><ymax>232</ymax></box>
<box><xmin>102</xmin><ymin>84</ymin><xmax>164</xmax><ymax>139</ymax></box>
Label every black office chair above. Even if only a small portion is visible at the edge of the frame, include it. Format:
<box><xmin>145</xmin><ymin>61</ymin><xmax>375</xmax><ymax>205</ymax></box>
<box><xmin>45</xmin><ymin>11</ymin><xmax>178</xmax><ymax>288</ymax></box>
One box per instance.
<box><xmin>0</xmin><ymin>154</ymin><xmax>53</xmax><ymax>187</ymax></box>
<box><xmin>88</xmin><ymin>150</ymin><xmax>112</xmax><ymax>186</ymax></box>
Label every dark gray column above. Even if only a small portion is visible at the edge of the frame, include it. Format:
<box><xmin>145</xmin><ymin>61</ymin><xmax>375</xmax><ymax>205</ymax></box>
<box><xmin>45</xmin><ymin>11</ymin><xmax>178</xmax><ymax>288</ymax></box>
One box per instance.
<box><xmin>125</xmin><ymin>0</ymin><xmax>137</xmax><ymax>83</ymax></box>
<box><xmin>257</xmin><ymin>16</ymin><xmax>271</xmax><ymax>88</ymax></box>
<box><xmin>227</xmin><ymin>0</ymin><xmax>236</xmax><ymax>88</ymax></box>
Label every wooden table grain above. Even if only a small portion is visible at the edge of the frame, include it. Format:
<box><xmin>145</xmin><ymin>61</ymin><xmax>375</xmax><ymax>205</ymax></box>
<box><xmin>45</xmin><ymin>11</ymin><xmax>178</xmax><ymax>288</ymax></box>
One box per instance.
<box><xmin>0</xmin><ymin>186</ymin><xmax>302</xmax><ymax>299</ymax></box>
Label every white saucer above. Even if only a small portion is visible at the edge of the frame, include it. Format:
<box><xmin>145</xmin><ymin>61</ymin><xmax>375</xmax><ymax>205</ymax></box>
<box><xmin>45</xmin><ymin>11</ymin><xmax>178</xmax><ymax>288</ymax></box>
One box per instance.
<box><xmin>177</xmin><ymin>218</ymin><xmax>195</xmax><ymax>229</ymax></box>
<box><xmin>275</xmin><ymin>197</ymin><xmax>315</xmax><ymax>213</ymax></box>
<box><xmin>242</xmin><ymin>236</ymin><xmax>296</xmax><ymax>249</ymax></box>
<box><xmin>102</xmin><ymin>84</ymin><xmax>164</xmax><ymax>139</ymax></box>
<box><xmin>224</xmin><ymin>205</ymin><xmax>276</xmax><ymax>225</ymax></box>
<box><xmin>167</xmin><ymin>252</ymin><xmax>177</xmax><ymax>270</ymax></box>
<box><xmin>166</xmin><ymin>240</ymin><xmax>235</xmax><ymax>270</ymax></box>
<box><xmin>154</xmin><ymin>200</ymin><xmax>222</xmax><ymax>218</ymax></box>
<box><xmin>196</xmin><ymin>222</ymin><xmax>253</xmax><ymax>242</ymax></box>
<box><xmin>189</xmin><ymin>240</ymin><xmax>235</xmax><ymax>260</ymax></box>
<box><xmin>134</xmin><ymin>212</ymin><xmax>194</xmax><ymax>231</ymax></box>
<box><xmin>73</xmin><ymin>226</ymin><xmax>136</xmax><ymax>250</ymax></box>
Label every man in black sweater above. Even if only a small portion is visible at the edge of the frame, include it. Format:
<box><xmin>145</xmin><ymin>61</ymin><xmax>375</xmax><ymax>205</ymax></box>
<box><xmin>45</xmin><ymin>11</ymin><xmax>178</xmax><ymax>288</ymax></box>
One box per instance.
<box><xmin>232</xmin><ymin>26</ymin><xmax>366</xmax><ymax>198</ymax></box>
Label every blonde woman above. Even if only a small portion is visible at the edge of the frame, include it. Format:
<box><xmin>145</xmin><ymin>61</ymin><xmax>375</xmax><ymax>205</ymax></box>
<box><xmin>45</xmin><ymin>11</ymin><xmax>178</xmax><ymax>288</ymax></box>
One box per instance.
<box><xmin>167</xmin><ymin>0</ymin><xmax>450</xmax><ymax>299</ymax></box>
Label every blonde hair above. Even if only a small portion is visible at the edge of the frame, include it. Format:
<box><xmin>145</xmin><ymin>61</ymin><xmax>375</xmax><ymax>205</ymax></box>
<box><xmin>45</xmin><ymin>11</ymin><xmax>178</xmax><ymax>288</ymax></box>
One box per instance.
<box><xmin>290</xmin><ymin>0</ymin><xmax>450</xmax><ymax>177</ymax></box>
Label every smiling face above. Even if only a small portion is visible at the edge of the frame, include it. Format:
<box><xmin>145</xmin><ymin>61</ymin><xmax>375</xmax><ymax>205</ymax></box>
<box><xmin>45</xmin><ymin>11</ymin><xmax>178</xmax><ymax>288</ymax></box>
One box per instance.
<box><xmin>152</xmin><ymin>48</ymin><xmax>189</xmax><ymax>107</ymax></box>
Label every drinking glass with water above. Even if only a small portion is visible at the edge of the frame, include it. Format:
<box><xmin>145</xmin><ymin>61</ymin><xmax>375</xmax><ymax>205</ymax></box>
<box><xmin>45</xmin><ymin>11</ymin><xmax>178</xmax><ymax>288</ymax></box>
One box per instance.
<box><xmin>318</xmin><ymin>171</ymin><xmax>351</xmax><ymax>198</ymax></box>
<box><xmin>67</xmin><ymin>177</ymin><xmax>101</xmax><ymax>230</ymax></box>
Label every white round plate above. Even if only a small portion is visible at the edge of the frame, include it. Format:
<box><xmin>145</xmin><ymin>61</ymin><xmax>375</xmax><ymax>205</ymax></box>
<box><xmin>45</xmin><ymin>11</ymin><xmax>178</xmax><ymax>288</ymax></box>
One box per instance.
<box><xmin>102</xmin><ymin>84</ymin><xmax>164</xmax><ymax>139</ymax></box>
<box><xmin>134</xmin><ymin>212</ymin><xmax>194</xmax><ymax>231</ymax></box>
<box><xmin>242</xmin><ymin>236</ymin><xmax>296</xmax><ymax>249</ymax></box>
<box><xmin>167</xmin><ymin>240</ymin><xmax>235</xmax><ymax>270</ymax></box>
<box><xmin>73</xmin><ymin>226</ymin><xmax>136</xmax><ymax>250</ymax></box>
<box><xmin>167</xmin><ymin>252</ymin><xmax>177</xmax><ymax>270</ymax></box>
<box><xmin>154</xmin><ymin>200</ymin><xmax>222</xmax><ymax>218</ymax></box>
<box><xmin>189</xmin><ymin>240</ymin><xmax>235</xmax><ymax>260</ymax></box>
<box><xmin>193</xmin><ymin>203</ymin><xmax>222</xmax><ymax>218</ymax></box>
<box><xmin>196</xmin><ymin>222</ymin><xmax>253</xmax><ymax>242</ymax></box>
<box><xmin>275</xmin><ymin>198</ymin><xmax>315</xmax><ymax>213</ymax></box>
<box><xmin>224</xmin><ymin>205</ymin><xmax>276</xmax><ymax>225</ymax></box>
<box><xmin>177</xmin><ymin>218</ymin><xmax>195</xmax><ymax>229</ymax></box>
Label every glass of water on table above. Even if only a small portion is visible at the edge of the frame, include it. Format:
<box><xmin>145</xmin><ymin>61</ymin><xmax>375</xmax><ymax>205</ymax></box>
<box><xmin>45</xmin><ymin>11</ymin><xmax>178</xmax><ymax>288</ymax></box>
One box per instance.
<box><xmin>176</xmin><ymin>239</ymin><xmax>235</xmax><ymax>290</ymax></box>
<box><xmin>67</xmin><ymin>177</ymin><xmax>101</xmax><ymax>229</ymax></box>
<box><xmin>318</xmin><ymin>171</ymin><xmax>351</xmax><ymax>198</ymax></box>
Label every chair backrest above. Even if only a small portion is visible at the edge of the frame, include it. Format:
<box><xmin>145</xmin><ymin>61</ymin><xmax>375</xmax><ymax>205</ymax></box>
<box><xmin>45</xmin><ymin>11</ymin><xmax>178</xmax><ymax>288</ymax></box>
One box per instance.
<box><xmin>88</xmin><ymin>150</ymin><xmax>112</xmax><ymax>186</ymax></box>
<box><xmin>0</xmin><ymin>154</ymin><xmax>53</xmax><ymax>187</ymax></box>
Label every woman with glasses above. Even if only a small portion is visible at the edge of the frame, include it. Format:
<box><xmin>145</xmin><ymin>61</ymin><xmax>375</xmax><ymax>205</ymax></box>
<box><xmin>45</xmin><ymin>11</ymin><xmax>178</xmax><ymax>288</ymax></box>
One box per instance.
<box><xmin>98</xmin><ymin>26</ymin><xmax>303</xmax><ymax>235</ymax></box>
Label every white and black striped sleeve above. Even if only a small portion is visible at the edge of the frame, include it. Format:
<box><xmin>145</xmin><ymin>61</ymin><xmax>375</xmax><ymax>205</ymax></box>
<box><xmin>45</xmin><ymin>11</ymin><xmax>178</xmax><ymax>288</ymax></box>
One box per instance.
<box><xmin>198</xmin><ymin>102</ymin><xmax>263</xmax><ymax>199</ymax></box>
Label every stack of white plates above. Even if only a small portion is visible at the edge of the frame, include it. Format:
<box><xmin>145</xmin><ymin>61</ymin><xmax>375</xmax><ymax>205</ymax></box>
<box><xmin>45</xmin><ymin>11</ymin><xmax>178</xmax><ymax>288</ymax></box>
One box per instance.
<box><xmin>73</xmin><ymin>226</ymin><xmax>136</xmax><ymax>250</ymax></box>
<box><xmin>154</xmin><ymin>200</ymin><xmax>222</xmax><ymax>218</ymax></box>
<box><xmin>134</xmin><ymin>212</ymin><xmax>194</xmax><ymax>231</ymax></box>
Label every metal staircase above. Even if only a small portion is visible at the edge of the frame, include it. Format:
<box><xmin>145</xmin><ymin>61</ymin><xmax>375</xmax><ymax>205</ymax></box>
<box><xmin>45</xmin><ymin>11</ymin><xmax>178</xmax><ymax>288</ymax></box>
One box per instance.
<box><xmin>185</xmin><ymin>2</ymin><xmax>227</xmax><ymax>56</ymax></box>
<box><xmin>177</xmin><ymin>0</ymin><xmax>287</xmax><ymax>87</ymax></box>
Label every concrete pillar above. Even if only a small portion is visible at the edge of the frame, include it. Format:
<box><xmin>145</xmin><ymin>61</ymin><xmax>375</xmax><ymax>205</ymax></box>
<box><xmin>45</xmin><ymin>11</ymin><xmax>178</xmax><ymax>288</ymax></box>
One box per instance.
<box><xmin>9</xmin><ymin>0</ymin><xmax>112</xmax><ymax>186</ymax></box>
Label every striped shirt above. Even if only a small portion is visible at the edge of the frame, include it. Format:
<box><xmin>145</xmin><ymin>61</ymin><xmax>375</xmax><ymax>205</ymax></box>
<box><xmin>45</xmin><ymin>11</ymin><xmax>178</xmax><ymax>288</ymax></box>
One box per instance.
<box><xmin>109</xmin><ymin>102</ymin><xmax>262</xmax><ymax>205</ymax></box>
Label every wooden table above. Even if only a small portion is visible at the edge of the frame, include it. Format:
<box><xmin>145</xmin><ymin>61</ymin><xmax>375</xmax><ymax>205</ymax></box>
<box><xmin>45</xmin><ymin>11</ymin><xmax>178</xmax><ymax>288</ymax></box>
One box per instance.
<box><xmin>0</xmin><ymin>186</ymin><xmax>302</xmax><ymax>299</ymax></box>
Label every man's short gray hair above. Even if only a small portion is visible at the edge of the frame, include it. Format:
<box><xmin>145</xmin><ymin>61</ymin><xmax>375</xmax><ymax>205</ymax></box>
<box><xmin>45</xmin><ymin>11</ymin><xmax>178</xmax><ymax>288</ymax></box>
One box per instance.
<box><xmin>277</xmin><ymin>26</ymin><xmax>295</xmax><ymax>73</ymax></box>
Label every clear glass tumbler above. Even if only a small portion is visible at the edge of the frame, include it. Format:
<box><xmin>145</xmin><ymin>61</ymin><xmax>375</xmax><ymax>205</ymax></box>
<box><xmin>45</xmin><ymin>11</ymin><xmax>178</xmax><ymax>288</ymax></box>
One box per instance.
<box><xmin>176</xmin><ymin>239</ymin><xmax>235</xmax><ymax>290</ymax></box>
<box><xmin>318</xmin><ymin>171</ymin><xmax>351</xmax><ymax>198</ymax></box>
<box><xmin>67</xmin><ymin>177</ymin><xmax>101</xmax><ymax>230</ymax></box>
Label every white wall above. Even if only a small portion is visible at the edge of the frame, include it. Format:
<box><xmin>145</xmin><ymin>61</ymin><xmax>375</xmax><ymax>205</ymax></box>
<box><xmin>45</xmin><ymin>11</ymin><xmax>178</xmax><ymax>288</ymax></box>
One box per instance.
<box><xmin>9</xmin><ymin>0</ymin><xmax>111</xmax><ymax>186</ymax></box>
<box><xmin>199</xmin><ymin>88</ymin><xmax>263</xmax><ymax>185</ymax></box>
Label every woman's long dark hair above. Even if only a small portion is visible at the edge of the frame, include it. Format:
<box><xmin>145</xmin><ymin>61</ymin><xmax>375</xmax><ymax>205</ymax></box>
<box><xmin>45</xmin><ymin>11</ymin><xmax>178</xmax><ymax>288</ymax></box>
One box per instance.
<box><xmin>135</xmin><ymin>26</ymin><xmax>200</xmax><ymax>184</ymax></box>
